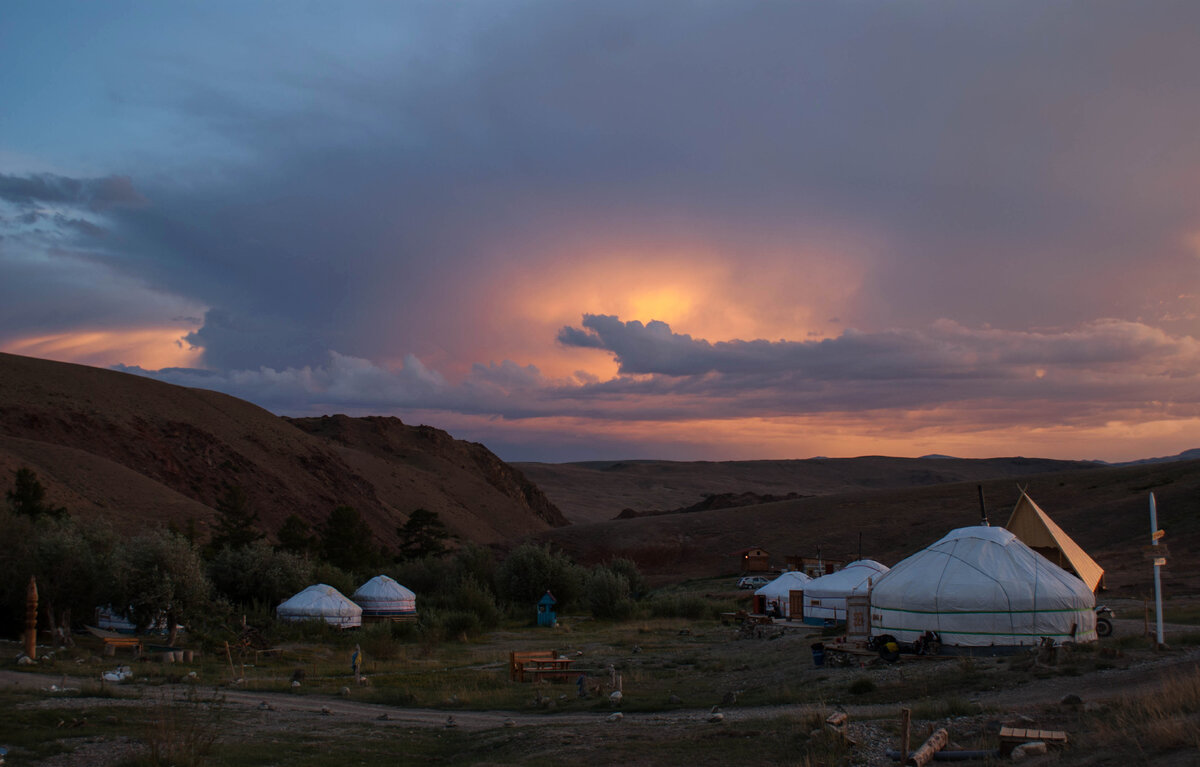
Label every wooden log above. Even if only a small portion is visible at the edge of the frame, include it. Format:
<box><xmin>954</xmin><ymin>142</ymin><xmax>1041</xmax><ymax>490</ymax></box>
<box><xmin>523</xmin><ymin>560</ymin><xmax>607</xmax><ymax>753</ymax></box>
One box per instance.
<box><xmin>900</xmin><ymin>708</ymin><xmax>911</xmax><ymax>761</ymax></box>
<box><xmin>906</xmin><ymin>727</ymin><xmax>948</xmax><ymax>767</ymax></box>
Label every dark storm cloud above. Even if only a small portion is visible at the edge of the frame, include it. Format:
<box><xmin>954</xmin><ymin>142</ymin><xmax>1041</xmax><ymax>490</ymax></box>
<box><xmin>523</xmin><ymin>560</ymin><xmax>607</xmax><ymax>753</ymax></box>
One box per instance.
<box><xmin>557</xmin><ymin>315</ymin><xmax>1194</xmax><ymax>379</ymax></box>
<box><xmin>21</xmin><ymin>2</ymin><xmax>1170</xmax><ymax>372</ymax></box>
<box><xmin>14</xmin><ymin>1</ymin><xmax>1192</xmax><ymax>372</ymax></box>
<box><xmin>123</xmin><ymin>314</ymin><xmax>1200</xmax><ymax>431</ymax></box>
<box><xmin>6</xmin><ymin>2</ymin><xmax>1200</xmax><ymax>460</ymax></box>
<box><xmin>0</xmin><ymin>173</ymin><xmax>146</xmax><ymax>212</ymax></box>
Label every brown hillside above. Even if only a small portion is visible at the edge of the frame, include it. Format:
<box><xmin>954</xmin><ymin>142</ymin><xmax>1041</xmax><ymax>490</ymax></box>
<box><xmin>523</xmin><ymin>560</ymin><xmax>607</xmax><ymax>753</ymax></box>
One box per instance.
<box><xmin>517</xmin><ymin>456</ymin><xmax>1103</xmax><ymax>524</ymax></box>
<box><xmin>0</xmin><ymin>353</ymin><xmax>564</xmax><ymax>547</ymax></box>
<box><xmin>537</xmin><ymin>459</ymin><xmax>1200</xmax><ymax>595</ymax></box>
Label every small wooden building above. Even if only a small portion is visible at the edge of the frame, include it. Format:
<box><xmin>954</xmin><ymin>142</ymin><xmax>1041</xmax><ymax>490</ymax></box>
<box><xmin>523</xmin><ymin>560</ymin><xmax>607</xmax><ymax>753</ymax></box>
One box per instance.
<box><xmin>735</xmin><ymin>547</ymin><xmax>771</xmax><ymax>572</ymax></box>
<box><xmin>786</xmin><ymin>556</ymin><xmax>845</xmax><ymax>579</ymax></box>
<box><xmin>536</xmin><ymin>591</ymin><xmax>557</xmax><ymax>627</ymax></box>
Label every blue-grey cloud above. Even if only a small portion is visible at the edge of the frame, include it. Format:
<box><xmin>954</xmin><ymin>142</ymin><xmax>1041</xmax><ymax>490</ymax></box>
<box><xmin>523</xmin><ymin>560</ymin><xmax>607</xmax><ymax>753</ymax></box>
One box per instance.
<box><xmin>122</xmin><ymin>316</ymin><xmax>1200</xmax><ymax>431</ymax></box>
<box><xmin>5</xmin><ymin>3</ymin><xmax>1200</xmax><ymax>460</ymax></box>
<box><xmin>0</xmin><ymin>173</ymin><xmax>146</xmax><ymax>212</ymax></box>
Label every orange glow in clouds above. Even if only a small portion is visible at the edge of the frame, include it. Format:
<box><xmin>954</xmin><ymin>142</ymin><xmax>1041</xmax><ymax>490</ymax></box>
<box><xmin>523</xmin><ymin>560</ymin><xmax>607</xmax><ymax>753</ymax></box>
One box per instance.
<box><xmin>2</xmin><ymin>327</ymin><xmax>202</xmax><ymax>370</ymax></box>
<box><xmin>484</xmin><ymin>238</ymin><xmax>870</xmax><ymax>380</ymax></box>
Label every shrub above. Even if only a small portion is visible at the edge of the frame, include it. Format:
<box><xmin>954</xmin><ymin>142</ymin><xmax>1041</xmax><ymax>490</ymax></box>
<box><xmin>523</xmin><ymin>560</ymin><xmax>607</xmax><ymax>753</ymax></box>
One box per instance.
<box><xmin>587</xmin><ymin>568</ymin><xmax>634</xmax><ymax>620</ymax></box>
<box><xmin>207</xmin><ymin>541</ymin><xmax>310</xmax><ymax>608</ymax></box>
<box><xmin>495</xmin><ymin>543</ymin><xmax>585</xmax><ymax>611</ymax></box>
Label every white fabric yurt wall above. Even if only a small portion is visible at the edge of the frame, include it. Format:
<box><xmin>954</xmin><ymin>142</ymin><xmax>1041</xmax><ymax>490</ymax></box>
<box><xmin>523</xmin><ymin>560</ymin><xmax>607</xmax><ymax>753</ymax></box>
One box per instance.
<box><xmin>277</xmin><ymin>584</ymin><xmax>363</xmax><ymax>628</ymax></box>
<box><xmin>352</xmin><ymin>575</ymin><xmax>417</xmax><ymax>618</ymax></box>
<box><xmin>803</xmin><ymin>559</ymin><xmax>890</xmax><ymax>624</ymax></box>
<box><xmin>869</xmin><ymin>526</ymin><xmax>1096</xmax><ymax>648</ymax></box>
<box><xmin>754</xmin><ymin>571</ymin><xmax>811</xmax><ymax>618</ymax></box>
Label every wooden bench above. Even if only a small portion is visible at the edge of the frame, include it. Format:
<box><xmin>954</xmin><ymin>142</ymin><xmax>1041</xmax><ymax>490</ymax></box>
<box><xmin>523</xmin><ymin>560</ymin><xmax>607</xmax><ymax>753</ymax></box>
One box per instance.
<box><xmin>509</xmin><ymin>651</ymin><xmax>575</xmax><ymax>682</ymax></box>
<box><xmin>998</xmin><ymin>727</ymin><xmax>1067</xmax><ymax>755</ymax></box>
<box><xmin>101</xmin><ymin>635</ymin><xmax>142</xmax><ymax>655</ymax></box>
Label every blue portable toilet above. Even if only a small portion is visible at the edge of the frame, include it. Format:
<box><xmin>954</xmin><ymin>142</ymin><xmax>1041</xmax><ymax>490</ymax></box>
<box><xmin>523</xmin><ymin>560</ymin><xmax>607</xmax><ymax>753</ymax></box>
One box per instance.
<box><xmin>537</xmin><ymin>591</ymin><xmax>557</xmax><ymax>627</ymax></box>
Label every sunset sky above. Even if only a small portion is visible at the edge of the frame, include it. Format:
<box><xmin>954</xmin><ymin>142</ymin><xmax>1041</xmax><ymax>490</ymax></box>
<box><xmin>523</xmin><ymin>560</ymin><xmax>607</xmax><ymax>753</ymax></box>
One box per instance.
<box><xmin>3</xmin><ymin>2</ymin><xmax>1199</xmax><ymax>462</ymax></box>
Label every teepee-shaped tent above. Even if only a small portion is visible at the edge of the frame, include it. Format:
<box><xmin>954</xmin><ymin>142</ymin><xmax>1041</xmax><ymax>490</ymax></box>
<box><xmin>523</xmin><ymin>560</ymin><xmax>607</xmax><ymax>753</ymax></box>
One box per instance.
<box><xmin>803</xmin><ymin>560</ymin><xmax>889</xmax><ymax>624</ymax></box>
<box><xmin>870</xmin><ymin>526</ymin><xmax>1096</xmax><ymax>648</ymax></box>
<box><xmin>352</xmin><ymin>575</ymin><xmax>417</xmax><ymax>620</ymax></box>
<box><xmin>1005</xmin><ymin>492</ymin><xmax>1104</xmax><ymax>592</ymax></box>
<box><xmin>753</xmin><ymin>571</ymin><xmax>811</xmax><ymax>618</ymax></box>
<box><xmin>277</xmin><ymin>584</ymin><xmax>362</xmax><ymax>628</ymax></box>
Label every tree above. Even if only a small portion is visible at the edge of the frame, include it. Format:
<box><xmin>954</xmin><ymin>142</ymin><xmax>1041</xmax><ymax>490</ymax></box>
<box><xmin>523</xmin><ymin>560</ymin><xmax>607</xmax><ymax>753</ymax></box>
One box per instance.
<box><xmin>276</xmin><ymin>513</ymin><xmax>318</xmax><ymax>557</ymax></box>
<box><xmin>208</xmin><ymin>485</ymin><xmax>263</xmax><ymax>552</ymax></box>
<box><xmin>208</xmin><ymin>541</ymin><xmax>311</xmax><ymax>608</ymax></box>
<box><xmin>395</xmin><ymin>508</ymin><xmax>455</xmax><ymax>561</ymax></box>
<box><xmin>117</xmin><ymin>530</ymin><xmax>211</xmax><ymax>645</ymax></box>
<box><xmin>495</xmin><ymin>543</ymin><xmax>585</xmax><ymax>611</ymax></box>
<box><xmin>5</xmin><ymin>468</ymin><xmax>68</xmax><ymax>519</ymax></box>
<box><xmin>586</xmin><ymin>567</ymin><xmax>634</xmax><ymax>620</ymax></box>
<box><xmin>319</xmin><ymin>505</ymin><xmax>379</xmax><ymax>573</ymax></box>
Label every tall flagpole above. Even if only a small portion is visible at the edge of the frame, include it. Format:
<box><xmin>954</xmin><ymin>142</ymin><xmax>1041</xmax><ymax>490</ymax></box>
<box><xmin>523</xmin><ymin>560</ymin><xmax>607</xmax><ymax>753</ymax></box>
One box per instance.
<box><xmin>1150</xmin><ymin>492</ymin><xmax>1165</xmax><ymax>648</ymax></box>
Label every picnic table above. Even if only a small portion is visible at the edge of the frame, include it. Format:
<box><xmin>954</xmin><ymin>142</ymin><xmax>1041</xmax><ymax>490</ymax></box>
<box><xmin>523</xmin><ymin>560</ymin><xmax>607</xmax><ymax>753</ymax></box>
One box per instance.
<box><xmin>509</xmin><ymin>650</ymin><xmax>576</xmax><ymax>682</ymax></box>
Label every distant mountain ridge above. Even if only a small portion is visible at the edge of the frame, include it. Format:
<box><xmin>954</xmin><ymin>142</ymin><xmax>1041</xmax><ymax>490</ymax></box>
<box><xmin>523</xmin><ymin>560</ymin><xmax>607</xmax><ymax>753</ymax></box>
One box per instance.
<box><xmin>0</xmin><ymin>353</ymin><xmax>565</xmax><ymax>548</ymax></box>
<box><xmin>1109</xmin><ymin>448</ymin><xmax>1200</xmax><ymax>466</ymax></box>
<box><xmin>517</xmin><ymin>455</ymin><xmax>1104</xmax><ymax>525</ymax></box>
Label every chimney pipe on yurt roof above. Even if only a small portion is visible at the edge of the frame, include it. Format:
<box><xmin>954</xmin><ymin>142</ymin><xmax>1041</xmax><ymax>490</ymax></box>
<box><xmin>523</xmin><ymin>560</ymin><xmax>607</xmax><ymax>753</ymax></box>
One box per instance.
<box><xmin>977</xmin><ymin>485</ymin><xmax>990</xmax><ymax>526</ymax></box>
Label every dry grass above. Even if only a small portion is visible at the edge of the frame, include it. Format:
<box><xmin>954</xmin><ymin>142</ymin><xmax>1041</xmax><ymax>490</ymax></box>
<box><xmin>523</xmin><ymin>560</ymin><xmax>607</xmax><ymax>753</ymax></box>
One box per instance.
<box><xmin>133</xmin><ymin>687</ymin><xmax>226</xmax><ymax>767</ymax></box>
<box><xmin>1090</xmin><ymin>664</ymin><xmax>1200</xmax><ymax>757</ymax></box>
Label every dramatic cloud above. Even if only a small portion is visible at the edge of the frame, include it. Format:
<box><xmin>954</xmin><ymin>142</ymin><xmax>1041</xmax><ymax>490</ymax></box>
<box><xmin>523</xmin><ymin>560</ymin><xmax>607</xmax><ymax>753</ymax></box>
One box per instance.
<box><xmin>4</xmin><ymin>2</ymin><xmax>1200</xmax><ymax>460</ymax></box>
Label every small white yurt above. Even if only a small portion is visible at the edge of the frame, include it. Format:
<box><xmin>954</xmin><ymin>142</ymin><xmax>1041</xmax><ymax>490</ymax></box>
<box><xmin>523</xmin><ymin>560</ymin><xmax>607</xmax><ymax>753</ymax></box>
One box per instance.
<box><xmin>802</xmin><ymin>560</ymin><xmax>890</xmax><ymax>625</ymax></box>
<box><xmin>352</xmin><ymin>575</ymin><xmax>417</xmax><ymax>621</ymax></box>
<box><xmin>754</xmin><ymin>571</ymin><xmax>812</xmax><ymax>618</ymax></box>
<box><xmin>870</xmin><ymin>526</ymin><xmax>1096</xmax><ymax>649</ymax></box>
<box><xmin>276</xmin><ymin>584</ymin><xmax>362</xmax><ymax>628</ymax></box>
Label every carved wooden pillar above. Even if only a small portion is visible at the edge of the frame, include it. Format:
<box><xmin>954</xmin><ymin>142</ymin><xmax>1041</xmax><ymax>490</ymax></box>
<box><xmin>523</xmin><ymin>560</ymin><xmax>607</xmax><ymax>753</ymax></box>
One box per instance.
<box><xmin>25</xmin><ymin>576</ymin><xmax>38</xmax><ymax>660</ymax></box>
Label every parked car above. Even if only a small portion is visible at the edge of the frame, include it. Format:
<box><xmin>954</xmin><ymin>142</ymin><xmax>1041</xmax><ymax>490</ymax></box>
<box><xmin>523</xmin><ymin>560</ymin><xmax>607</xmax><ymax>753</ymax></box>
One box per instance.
<box><xmin>737</xmin><ymin>575</ymin><xmax>770</xmax><ymax>589</ymax></box>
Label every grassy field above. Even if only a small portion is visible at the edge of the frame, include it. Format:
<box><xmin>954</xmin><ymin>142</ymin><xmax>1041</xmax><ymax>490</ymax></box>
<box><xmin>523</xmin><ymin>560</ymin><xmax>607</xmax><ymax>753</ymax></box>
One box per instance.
<box><xmin>5</xmin><ymin>589</ymin><xmax>1200</xmax><ymax>766</ymax></box>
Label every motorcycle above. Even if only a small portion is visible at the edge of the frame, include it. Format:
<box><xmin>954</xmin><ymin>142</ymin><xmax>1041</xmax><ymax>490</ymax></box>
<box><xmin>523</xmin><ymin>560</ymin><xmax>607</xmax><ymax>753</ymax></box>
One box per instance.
<box><xmin>1095</xmin><ymin>605</ymin><xmax>1115</xmax><ymax>637</ymax></box>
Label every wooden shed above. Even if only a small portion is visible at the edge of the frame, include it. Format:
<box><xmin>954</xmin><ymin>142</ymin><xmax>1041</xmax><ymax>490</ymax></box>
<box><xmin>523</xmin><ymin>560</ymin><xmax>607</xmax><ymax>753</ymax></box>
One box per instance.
<box><xmin>735</xmin><ymin>547</ymin><xmax>771</xmax><ymax>572</ymax></box>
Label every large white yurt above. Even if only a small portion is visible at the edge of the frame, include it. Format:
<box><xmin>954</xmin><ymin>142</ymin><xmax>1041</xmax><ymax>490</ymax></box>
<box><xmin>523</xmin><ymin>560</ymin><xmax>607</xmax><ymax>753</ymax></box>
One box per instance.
<box><xmin>754</xmin><ymin>571</ymin><xmax>812</xmax><ymax>618</ymax></box>
<box><xmin>803</xmin><ymin>560</ymin><xmax>890</xmax><ymax>625</ymax></box>
<box><xmin>276</xmin><ymin>584</ymin><xmax>363</xmax><ymax>628</ymax></box>
<box><xmin>870</xmin><ymin>526</ymin><xmax>1096</xmax><ymax>649</ymax></box>
<box><xmin>352</xmin><ymin>575</ymin><xmax>417</xmax><ymax>621</ymax></box>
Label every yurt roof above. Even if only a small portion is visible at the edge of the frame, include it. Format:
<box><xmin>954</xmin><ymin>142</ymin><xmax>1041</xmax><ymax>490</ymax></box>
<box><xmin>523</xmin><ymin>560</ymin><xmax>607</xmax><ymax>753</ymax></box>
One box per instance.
<box><xmin>805</xmin><ymin>560</ymin><xmax>889</xmax><ymax>599</ymax></box>
<box><xmin>870</xmin><ymin>525</ymin><xmax>1095</xmax><ymax>646</ymax></box>
<box><xmin>277</xmin><ymin>584</ymin><xmax>362</xmax><ymax>620</ymax></box>
<box><xmin>1005</xmin><ymin>492</ymin><xmax>1104</xmax><ymax>592</ymax></box>
<box><xmin>754</xmin><ymin>570</ymin><xmax>811</xmax><ymax>597</ymax></box>
<box><xmin>353</xmin><ymin>575</ymin><xmax>416</xmax><ymax>603</ymax></box>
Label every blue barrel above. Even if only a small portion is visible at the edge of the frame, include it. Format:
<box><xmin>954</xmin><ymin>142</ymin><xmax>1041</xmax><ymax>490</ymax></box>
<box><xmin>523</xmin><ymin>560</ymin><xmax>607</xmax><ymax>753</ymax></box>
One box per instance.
<box><xmin>811</xmin><ymin>642</ymin><xmax>825</xmax><ymax>667</ymax></box>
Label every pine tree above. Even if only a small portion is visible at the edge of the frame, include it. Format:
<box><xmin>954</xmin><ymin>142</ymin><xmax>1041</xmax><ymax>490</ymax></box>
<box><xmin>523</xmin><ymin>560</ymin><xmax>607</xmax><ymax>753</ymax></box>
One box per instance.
<box><xmin>276</xmin><ymin>513</ymin><xmax>318</xmax><ymax>557</ymax></box>
<box><xmin>320</xmin><ymin>505</ymin><xmax>378</xmax><ymax>572</ymax></box>
<box><xmin>209</xmin><ymin>485</ymin><xmax>263</xmax><ymax>552</ymax></box>
<box><xmin>395</xmin><ymin>508</ymin><xmax>455</xmax><ymax>561</ymax></box>
<box><xmin>5</xmin><ymin>468</ymin><xmax>68</xmax><ymax>519</ymax></box>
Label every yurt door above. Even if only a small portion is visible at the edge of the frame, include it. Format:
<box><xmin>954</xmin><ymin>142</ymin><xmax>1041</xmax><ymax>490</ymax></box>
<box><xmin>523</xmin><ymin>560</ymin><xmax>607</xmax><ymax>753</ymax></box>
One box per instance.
<box><xmin>789</xmin><ymin>590</ymin><xmax>804</xmax><ymax>621</ymax></box>
<box><xmin>846</xmin><ymin>596</ymin><xmax>871</xmax><ymax>642</ymax></box>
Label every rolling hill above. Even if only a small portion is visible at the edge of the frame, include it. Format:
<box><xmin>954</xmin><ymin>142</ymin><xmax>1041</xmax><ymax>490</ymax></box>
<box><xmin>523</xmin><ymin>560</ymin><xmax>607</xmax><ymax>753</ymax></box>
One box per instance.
<box><xmin>0</xmin><ymin>353</ymin><xmax>566</xmax><ymax>549</ymax></box>
<box><xmin>516</xmin><ymin>456</ymin><xmax>1105</xmax><ymax>524</ymax></box>
<box><xmin>535</xmin><ymin>458</ymin><xmax>1200</xmax><ymax>594</ymax></box>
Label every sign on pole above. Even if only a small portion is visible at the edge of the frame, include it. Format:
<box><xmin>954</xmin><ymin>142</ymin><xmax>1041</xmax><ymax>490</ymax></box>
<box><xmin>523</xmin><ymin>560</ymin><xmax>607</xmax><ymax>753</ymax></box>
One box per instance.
<box><xmin>1150</xmin><ymin>492</ymin><xmax>1165</xmax><ymax>648</ymax></box>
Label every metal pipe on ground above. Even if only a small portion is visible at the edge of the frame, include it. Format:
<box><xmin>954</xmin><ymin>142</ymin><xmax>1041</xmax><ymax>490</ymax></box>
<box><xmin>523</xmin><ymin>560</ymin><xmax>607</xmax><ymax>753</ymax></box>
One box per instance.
<box><xmin>886</xmin><ymin>750</ymin><xmax>999</xmax><ymax>762</ymax></box>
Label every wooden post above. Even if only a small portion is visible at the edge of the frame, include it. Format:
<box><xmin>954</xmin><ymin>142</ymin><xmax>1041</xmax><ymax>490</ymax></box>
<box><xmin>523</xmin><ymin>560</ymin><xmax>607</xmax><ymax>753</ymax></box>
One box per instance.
<box><xmin>25</xmin><ymin>576</ymin><xmax>38</xmax><ymax>660</ymax></box>
<box><xmin>900</xmin><ymin>708</ymin><xmax>911</xmax><ymax>762</ymax></box>
<box><xmin>907</xmin><ymin>727</ymin><xmax>948</xmax><ymax>767</ymax></box>
<box><xmin>225</xmin><ymin>641</ymin><xmax>237</xmax><ymax>681</ymax></box>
